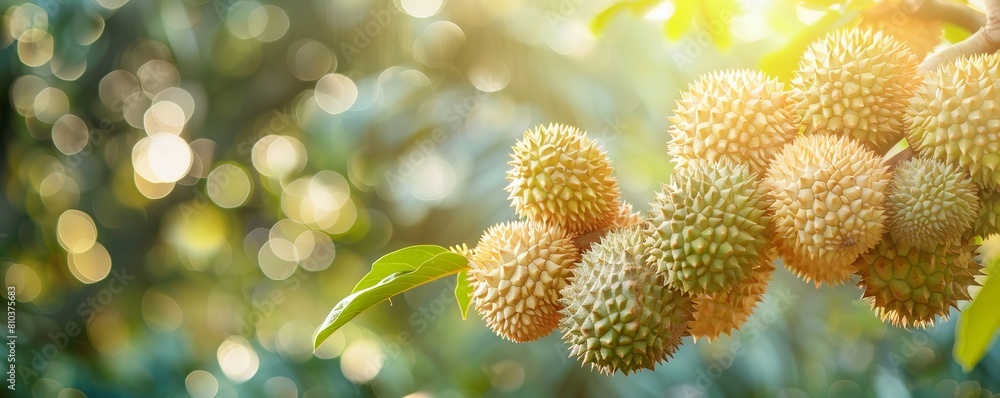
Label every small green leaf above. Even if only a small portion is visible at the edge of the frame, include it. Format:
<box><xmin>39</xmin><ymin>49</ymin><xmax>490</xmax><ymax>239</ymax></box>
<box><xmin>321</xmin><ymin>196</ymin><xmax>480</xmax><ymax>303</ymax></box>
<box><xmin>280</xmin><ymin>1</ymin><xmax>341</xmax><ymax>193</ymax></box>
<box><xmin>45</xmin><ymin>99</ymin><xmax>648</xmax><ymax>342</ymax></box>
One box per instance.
<box><xmin>455</xmin><ymin>270</ymin><xmax>473</xmax><ymax>320</ymax></box>
<box><xmin>955</xmin><ymin>258</ymin><xmax>1000</xmax><ymax>371</ymax></box>
<box><xmin>314</xmin><ymin>245</ymin><xmax>469</xmax><ymax>349</ymax></box>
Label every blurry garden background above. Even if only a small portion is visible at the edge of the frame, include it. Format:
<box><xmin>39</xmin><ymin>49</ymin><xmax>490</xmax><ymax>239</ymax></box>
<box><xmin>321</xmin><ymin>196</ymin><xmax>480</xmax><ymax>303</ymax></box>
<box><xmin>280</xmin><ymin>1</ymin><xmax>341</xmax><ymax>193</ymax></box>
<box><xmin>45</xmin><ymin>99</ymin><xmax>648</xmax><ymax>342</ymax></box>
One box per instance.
<box><xmin>3</xmin><ymin>0</ymin><xmax>1000</xmax><ymax>396</ymax></box>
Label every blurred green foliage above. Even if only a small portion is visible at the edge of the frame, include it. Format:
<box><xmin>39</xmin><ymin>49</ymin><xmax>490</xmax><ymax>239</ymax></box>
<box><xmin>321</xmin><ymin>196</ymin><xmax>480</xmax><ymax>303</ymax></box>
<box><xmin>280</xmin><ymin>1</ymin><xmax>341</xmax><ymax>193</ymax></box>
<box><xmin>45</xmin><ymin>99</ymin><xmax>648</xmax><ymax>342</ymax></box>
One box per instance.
<box><xmin>1</xmin><ymin>0</ymin><xmax>999</xmax><ymax>397</ymax></box>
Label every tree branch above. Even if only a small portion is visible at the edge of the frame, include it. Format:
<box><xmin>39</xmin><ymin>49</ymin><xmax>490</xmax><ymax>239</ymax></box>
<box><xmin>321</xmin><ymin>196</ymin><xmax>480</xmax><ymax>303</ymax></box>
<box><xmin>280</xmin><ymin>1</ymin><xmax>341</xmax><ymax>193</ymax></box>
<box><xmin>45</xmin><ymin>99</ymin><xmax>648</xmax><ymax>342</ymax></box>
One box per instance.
<box><xmin>919</xmin><ymin>0</ymin><xmax>1000</xmax><ymax>71</ymax></box>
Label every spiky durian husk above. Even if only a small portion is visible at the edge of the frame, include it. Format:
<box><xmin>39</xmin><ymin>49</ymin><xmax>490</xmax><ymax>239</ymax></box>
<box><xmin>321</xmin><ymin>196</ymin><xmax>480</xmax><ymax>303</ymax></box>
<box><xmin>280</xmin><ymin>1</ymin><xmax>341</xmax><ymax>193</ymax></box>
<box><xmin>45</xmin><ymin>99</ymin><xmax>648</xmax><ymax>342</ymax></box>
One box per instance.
<box><xmin>648</xmin><ymin>159</ymin><xmax>772</xmax><ymax>295</ymax></box>
<box><xmin>859</xmin><ymin>0</ymin><xmax>942</xmax><ymax>58</ymax></box>
<box><xmin>907</xmin><ymin>53</ymin><xmax>1000</xmax><ymax>189</ymax></box>
<box><xmin>448</xmin><ymin>243</ymin><xmax>472</xmax><ymax>258</ymax></box>
<box><xmin>972</xmin><ymin>188</ymin><xmax>1000</xmax><ymax>238</ymax></box>
<box><xmin>469</xmin><ymin>221</ymin><xmax>579</xmax><ymax>342</ymax></box>
<box><xmin>792</xmin><ymin>28</ymin><xmax>920</xmax><ymax>151</ymax></box>
<box><xmin>613</xmin><ymin>200</ymin><xmax>644</xmax><ymax>227</ymax></box>
<box><xmin>505</xmin><ymin>123</ymin><xmax>621</xmax><ymax>233</ymax></box>
<box><xmin>774</xmin><ymin>240</ymin><xmax>855</xmax><ymax>287</ymax></box>
<box><xmin>667</xmin><ymin>69</ymin><xmax>799</xmax><ymax>175</ymax></box>
<box><xmin>559</xmin><ymin>226</ymin><xmax>692</xmax><ymax>375</ymax></box>
<box><xmin>688</xmin><ymin>260</ymin><xmax>774</xmax><ymax>342</ymax></box>
<box><xmin>855</xmin><ymin>235</ymin><xmax>981</xmax><ymax>328</ymax></box>
<box><xmin>887</xmin><ymin>157</ymin><xmax>980</xmax><ymax>248</ymax></box>
<box><xmin>765</xmin><ymin>135</ymin><xmax>891</xmax><ymax>286</ymax></box>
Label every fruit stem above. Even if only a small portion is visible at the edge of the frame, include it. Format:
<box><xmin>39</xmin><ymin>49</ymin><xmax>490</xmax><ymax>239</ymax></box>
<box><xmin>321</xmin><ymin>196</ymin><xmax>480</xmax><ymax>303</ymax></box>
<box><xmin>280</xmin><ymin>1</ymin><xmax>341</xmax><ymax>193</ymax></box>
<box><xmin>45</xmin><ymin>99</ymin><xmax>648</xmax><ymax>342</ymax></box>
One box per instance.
<box><xmin>883</xmin><ymin>146</ymin><xmax>915</xmax><ymax>170</ymax></box>
<box><xmin>572</xmin><ymin>228</ymin><xmax>610</xmax><ymax>253</ymax></box>
<box><xmin>985</xmin><ymin>0</ymin><xmax>1000</xmax><ymax>43</ymax></box>
<box><xmin>918</xmin><ymin>0</ymin><xmax>1000</xmax><ymax>70</ymax></box>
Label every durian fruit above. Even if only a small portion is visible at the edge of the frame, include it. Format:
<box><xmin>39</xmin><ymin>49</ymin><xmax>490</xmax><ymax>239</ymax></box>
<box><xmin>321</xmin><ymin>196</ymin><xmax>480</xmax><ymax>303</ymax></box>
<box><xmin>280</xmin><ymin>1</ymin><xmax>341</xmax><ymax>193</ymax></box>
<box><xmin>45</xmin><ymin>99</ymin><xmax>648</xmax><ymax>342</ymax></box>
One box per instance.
<box><xmin>855</xmin><ymin>234</ymin><xmax>981</xmax><ymax>328</ymax></box>
<box><xmin>887</xmin><ymin>157</ymin><xmax>980</xmax><ymax>248</ymax></box>
<box><xmin>972</xmin><ymin>188</ymin><xmax>1000</xmax><ymax>238</ymax></box>
<box><xmin>468</xmin><ymin>221</ymin><xmax>579</xmax><ymax>342</ymax></box>
<box><xmin>559</xmin><ymin>225</ymin><xmax>692</xmax><ymax>375</ymax></box>
<box><xmin>792</xmin><ymin>28</ymin><xmax>920</xmax><ymax>151</ymax></box>
<box><xmin>648</xmin><ymin>159</ymin><xmax>772</xmax><ymax>295</ymax></box>
<box><xmin>506</xmin><ymin>123</ymin><xmax>621</xmax><ymax>234</ymax></box>
<box><xmin>667</xmin><ymin>69</ymin><xmax>799</xmax><ymax>175</ymax></box>
<box><xmin>688</xmin><ymin>260</ymin><xmax>774</xmax><ymax>342</ymax></box>
<box><xmin>859</xmin><ymin>0</ymin><xmax>942</xmax><ymax>58</ymax></box>
<box><xmin>765</xmin><ymin>134</ymin><xmax>891</xmax><ymax>286</ymax></box>
<box><xmin>906</xmin><ymin>52</ymin><xmax>1000</xmax><ymax>190</ymax></box>
<box><xmin>613</xmin><ymin>200</ymin><xmax>644</xmax><ymax>227</ymax></box>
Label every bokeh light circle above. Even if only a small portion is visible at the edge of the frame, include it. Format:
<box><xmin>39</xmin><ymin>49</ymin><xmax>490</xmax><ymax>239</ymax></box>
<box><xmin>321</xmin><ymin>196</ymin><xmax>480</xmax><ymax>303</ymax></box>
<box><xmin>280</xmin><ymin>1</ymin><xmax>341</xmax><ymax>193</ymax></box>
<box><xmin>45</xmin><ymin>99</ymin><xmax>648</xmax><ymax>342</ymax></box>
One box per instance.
<box><xmin>288</xmin><ymin>40</ymin><xmax>335</xmax><ymax>81</ymax></box>
<box><xmin>67</xmin><ymin>242</ymin><xmax>112</xmax><ymax>284</ymax></box>
<box><xmin>401</xmin><ymin>0</ymin><xmax>445</xmax><ymax>18</ymax></box>
<box><xmin>314</xmin><ymin>74</ymin><xmax>358</xmax><ymax>114</ymax></box>
<box><xmin>185</xmin><ymin>370</ymin><xmax>219</xmax><ymax>398</ymax></box>
<box><xmin>207</xmin><ymin>164</ymin><xmax>253</xmax><ymax>208</ymax></box>
<box><xmin>217</xmin><ymin>336</ymin><xmax>260</xmax><ymax>382</ymax></box>
<box><xmin>5</xmin><ymin>264</ymin><xmax>42</xmax><ymax>302</ymax></box>
<box><xmin>251</xmin><ymin>135</ymin><xmax>307</xmax><ymax>178</ymax></box>
<box><xmin>51</xmin><ymin>114</ymin><xmax>90</xmax><ymax>155</ymax></box>
<box><xmin>57</xmin><ymin>209</ymin><xmax>98</xmax><ymax>253</ymax></box>
<box><xmin>133</xmin><ymin>133</ymin><xmax>193</xmax><ymax>183</ymax></box>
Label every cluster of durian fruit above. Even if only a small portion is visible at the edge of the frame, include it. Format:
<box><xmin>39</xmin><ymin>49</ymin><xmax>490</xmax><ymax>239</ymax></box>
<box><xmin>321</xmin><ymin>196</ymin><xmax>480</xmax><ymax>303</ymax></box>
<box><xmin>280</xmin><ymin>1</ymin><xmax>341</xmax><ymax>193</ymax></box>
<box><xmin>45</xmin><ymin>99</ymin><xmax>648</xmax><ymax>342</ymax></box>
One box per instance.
<box><xmin>453</xmin><ymin>23</ymin><xmax>1000</xmax><ymax>375</ymax></box>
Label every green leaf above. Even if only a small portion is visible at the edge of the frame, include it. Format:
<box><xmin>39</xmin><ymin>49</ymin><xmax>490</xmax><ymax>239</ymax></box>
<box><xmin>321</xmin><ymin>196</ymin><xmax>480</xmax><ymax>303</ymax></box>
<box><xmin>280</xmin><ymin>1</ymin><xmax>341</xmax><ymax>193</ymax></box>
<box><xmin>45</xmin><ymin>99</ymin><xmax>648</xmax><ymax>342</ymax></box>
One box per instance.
<box><xmin>352</xmin><ymin>245</ymin><xmax>451</xmax><ymax>293</ymax></box>
<box><xmin>955</xmin><ymin>258</ymin><xmax>1000</xmax><ymax>371</ymax></box>
<box><xmin>664</xmin><ymin>0</ymin><xmax>699</xmax><ymax>40</ymax></box>
<box><xmin>455</xmin><ymin>270</ymin><xmax>473</xmax><ymax>320</ymax></box>
<box><xmin>590</xmin><ymin>2</ymin><xmax>638</xmax><ymax>35</ymax></box>
<box><xmin>699</xmin><ymin>0</ymin><xmax>740</xmax><ymax>50</ymax></box>
<box><xmin>314</xmin><ymin>245</ymin><xmax>469</xmax><ymax>349</ymax></box>
<box><xmin>757</xmin><ymin>8</ymin><xmax>848</xmax><ymax>82</ymax></box>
